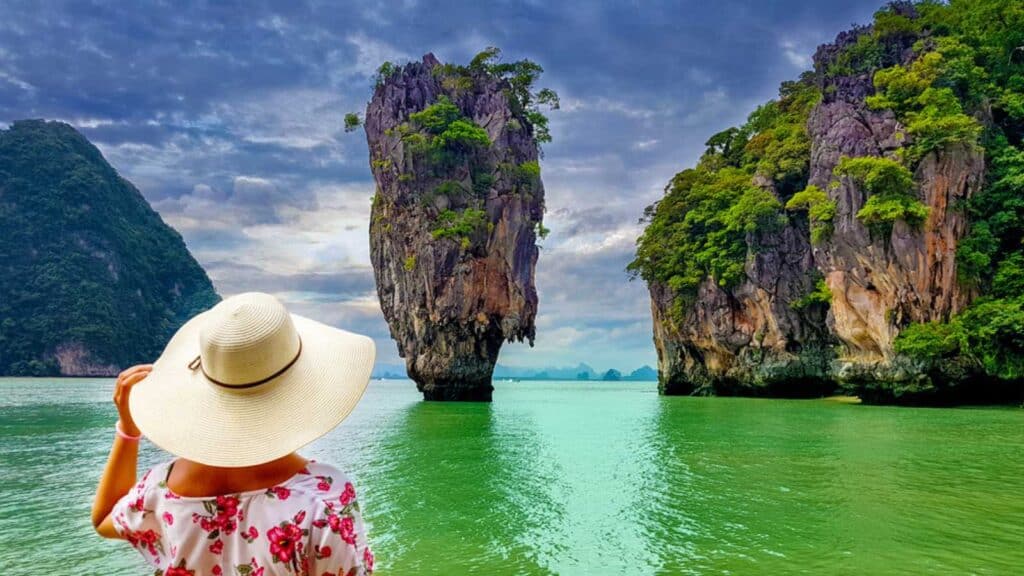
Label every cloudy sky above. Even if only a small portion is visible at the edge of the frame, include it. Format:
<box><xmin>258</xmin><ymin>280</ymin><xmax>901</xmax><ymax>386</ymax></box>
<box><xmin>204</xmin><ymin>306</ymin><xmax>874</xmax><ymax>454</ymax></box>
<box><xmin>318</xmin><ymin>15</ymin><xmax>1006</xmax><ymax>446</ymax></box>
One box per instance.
<box><xmin>0</xmin><ymin>0</ymin><xmax>884</xmax><ymax>373</ymax></box>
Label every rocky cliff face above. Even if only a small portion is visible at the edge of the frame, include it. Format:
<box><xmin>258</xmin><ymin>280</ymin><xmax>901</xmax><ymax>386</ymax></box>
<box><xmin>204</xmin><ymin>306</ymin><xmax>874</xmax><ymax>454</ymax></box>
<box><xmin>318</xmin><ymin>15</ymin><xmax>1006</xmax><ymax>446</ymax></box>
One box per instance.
<box><xmin>364</xmin><ymin>54</ymin><xmax>544</xmax><ymax>401</ymax></box>
<box><xmin>651</xmin><ymin>217</ymin><xmax>834</xmax><ymax>397</ymax></box>
<box><xmin>646</xmin><ymin>9</ymin><xmax>990</xmax><ymax>403</ymax></box>
<box><xmin>0</xmin><ymin>120</ymin><xmax>219</xmax><ymax>376</ymax></box>
<box><xmin>807</xmin><ymin>95</ymin><xmax>982</xmax><ymax>387</ymax></box>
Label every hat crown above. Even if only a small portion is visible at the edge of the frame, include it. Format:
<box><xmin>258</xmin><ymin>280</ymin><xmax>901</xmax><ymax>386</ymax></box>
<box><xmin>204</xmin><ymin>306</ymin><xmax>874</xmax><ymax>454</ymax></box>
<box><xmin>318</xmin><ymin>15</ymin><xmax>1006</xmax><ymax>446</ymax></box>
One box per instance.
<box><xmin>199</xmin><ymin>293</ymin><xmax>300</xmax><ymax>387</ymax></box>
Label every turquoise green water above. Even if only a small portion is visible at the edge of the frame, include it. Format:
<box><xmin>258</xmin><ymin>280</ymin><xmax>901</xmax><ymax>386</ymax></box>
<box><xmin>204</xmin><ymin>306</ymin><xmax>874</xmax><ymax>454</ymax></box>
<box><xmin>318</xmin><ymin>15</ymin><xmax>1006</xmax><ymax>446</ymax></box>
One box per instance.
<box><xmin>0</xmin><ymin>378</ymin><xmax>1021</xmax><ymax>575</ymax></box>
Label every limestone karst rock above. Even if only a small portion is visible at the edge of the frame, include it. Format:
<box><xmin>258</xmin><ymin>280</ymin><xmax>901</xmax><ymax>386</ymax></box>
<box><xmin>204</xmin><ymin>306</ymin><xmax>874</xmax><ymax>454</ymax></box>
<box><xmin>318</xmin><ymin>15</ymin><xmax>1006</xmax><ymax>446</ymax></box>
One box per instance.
<box><xmin>637</xmin><ymin>2</ymin><xmax>1020</xmax><ymax>404</ymax></box>
<box><xmin>363</xmin><ymin>54</ymin><xmax>548</xmax><ymax>401</ymax></box>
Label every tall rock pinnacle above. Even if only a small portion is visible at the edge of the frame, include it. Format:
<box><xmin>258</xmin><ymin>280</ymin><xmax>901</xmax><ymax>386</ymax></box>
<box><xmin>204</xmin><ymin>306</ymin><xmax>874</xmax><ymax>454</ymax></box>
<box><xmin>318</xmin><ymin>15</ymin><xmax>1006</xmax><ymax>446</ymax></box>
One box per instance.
<box><xmin>363</xmin><ymin>52</ymin><xmax>552</xmax><ymax>401</ymax></box>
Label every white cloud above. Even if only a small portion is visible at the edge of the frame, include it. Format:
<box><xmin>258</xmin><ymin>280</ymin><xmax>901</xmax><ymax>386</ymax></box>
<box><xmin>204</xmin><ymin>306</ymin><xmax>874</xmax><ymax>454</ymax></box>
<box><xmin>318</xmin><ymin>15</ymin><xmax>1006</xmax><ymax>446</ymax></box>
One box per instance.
<box><xmin>680</xmin><ymin>87</ymin><xmax>732</xmax><ymax>126</ymax></box>
<box><xmin>210</xmin><ymin>89</ymin><xmax>350</xmax><ymax>151</ymax></box>
<box><xmin>560</xmin><ymin>96</ymin><xmax>665</xmax><ymax>120</ymax></box>
<box><xmin>340</xmin><ymin>32</ymin><xmax>411</xmax><ymax>79</ymax></box>
<box><xmin>0</xmin><ymin>70</ymin><xmax>34</xmax><ymax>92</ymax></box>
<box><xmin>632</xmin><ymin>139</ymin><xmax>659</xmax><ymax>151</ymax></box>
<box><xmin>781</xmin><ymin>39</ymin><xmax>812</xmax><ymax>69</ymax></box>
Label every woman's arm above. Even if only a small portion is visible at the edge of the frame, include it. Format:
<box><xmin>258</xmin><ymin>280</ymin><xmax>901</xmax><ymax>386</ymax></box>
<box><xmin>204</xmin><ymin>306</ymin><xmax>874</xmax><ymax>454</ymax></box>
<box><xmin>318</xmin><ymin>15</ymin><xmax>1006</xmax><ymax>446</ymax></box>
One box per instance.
<box><xmin>92</xmin><ymin>364</ymin><xmax>152</xmax><ymax>538</ymax></box>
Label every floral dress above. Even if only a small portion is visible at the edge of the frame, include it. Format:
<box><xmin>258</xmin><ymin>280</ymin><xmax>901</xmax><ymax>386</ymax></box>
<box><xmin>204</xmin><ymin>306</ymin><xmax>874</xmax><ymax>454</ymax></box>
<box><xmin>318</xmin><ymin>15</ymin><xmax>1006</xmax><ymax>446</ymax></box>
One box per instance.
<box><xmin>112</xmin><ymin>460</ymin><xmax>374</xmax><ymax>576</ymax></box>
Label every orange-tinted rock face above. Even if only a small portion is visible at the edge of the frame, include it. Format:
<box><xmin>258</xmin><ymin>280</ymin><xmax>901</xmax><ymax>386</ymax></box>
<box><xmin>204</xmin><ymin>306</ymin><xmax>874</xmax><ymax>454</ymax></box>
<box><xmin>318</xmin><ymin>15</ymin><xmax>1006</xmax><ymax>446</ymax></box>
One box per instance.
<box><xmin>808</xmin><ymin>102</ymin><xmax>983</xmax><ymax>373</ymax></box>
<box><xmin>364</xmin><ymin>55</ymin><xmax>543</xmax><ymax>401</ymax></box>
<box><xmin>648</xmin><ymin>14</ymin><xmax>985</xmax><ymax>401</ymax></box>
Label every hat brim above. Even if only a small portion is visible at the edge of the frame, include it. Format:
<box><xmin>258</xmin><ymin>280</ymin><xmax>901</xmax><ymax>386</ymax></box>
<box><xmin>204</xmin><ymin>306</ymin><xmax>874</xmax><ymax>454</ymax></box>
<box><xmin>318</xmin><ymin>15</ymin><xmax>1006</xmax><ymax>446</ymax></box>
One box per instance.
<box><xmin>129</xmin><ymin>311</ymin><xmax>376</xmax><ymax>467</ymax></box>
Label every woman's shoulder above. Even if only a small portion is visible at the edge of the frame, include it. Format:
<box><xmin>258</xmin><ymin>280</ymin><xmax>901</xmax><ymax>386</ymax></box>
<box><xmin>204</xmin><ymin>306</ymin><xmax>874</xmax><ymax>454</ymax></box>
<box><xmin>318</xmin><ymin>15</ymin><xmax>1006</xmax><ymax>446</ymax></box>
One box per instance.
<box><xmin>136</xmin><ymin>460</ymin><xmax>175</xmax><ymax>494</ymax></box>
<box><xmin>301</xmin><ymin>460</ymin><xmax>351</xmax><ymax>481</ymax></box>
<box><xmin>292</xmin><ymin>461</ymin><xmax>361</xmax><ymax>508</ymax></box>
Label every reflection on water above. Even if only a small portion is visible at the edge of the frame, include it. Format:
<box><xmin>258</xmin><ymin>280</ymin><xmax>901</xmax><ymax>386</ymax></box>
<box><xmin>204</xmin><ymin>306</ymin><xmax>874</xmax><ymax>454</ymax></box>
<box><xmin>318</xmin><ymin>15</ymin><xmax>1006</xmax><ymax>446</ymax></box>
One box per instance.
<box><xmin>0</xmin><ymin>378</ymin><xmax>1022</xmax><ymax>575</ymax></box>
<box><xmin>355</xmin><ymin>401</ymin><xmax>556</xmax><ymax>574</ymax></box>
<box><xmin>640</xmin><ymin>397</ymin><xmax>1024</xmax><ymax>575</ymax></box>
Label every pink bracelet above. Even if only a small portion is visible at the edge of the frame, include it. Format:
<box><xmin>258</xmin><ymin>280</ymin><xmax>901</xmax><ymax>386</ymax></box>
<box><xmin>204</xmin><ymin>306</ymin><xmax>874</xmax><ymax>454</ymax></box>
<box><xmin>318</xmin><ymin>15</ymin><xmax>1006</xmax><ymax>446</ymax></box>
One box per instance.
<box><xmin>115</xmin><ymin>420</ymin><xmax>143</xmax><ymax>441</ymax></box>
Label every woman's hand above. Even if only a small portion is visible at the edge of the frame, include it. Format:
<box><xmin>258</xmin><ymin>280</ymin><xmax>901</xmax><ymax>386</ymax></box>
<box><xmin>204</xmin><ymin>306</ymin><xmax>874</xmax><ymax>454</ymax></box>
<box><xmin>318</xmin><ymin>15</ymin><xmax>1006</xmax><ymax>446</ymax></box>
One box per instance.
<box><xmin>114</xmin><ymin>364</ymin><xmax>152</xmax><ymax>437</ymax></box>
<box><xmin>94</xmin><ymin>363</ymin><xmax>152</xmax><ymax>535</ymax></box>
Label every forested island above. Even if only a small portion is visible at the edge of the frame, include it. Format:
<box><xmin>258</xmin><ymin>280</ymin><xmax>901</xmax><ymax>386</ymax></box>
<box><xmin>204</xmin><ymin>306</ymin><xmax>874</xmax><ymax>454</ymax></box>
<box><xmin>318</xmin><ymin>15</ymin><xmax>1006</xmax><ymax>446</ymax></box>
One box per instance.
<box><xmin>630</xmin><ymin>0</ymin><xmax>1023</xmax><ymax>405</ymax></box>
<box><xmin>0</xmin><ymin>120</ymin><xmax>218</xmax><ymax>376</ymax></box>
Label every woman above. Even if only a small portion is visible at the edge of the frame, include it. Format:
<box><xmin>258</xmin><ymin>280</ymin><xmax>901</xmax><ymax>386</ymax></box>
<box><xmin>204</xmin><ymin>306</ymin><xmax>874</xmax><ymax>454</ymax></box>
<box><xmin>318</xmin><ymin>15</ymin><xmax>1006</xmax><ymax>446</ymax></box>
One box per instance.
<box><xmin>91</xmin><ymin>292</ymin><xmax>377</xmax><ymax>575</ymax></box>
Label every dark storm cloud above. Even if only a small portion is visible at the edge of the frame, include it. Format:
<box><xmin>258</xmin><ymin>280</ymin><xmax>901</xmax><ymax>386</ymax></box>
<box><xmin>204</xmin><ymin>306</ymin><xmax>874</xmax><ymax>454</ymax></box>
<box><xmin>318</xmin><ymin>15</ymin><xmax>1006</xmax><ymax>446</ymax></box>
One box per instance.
<box><xmin>0</xmin><ymin>0</ymin><xmax>885</xmax><ymax>368</ymax></box>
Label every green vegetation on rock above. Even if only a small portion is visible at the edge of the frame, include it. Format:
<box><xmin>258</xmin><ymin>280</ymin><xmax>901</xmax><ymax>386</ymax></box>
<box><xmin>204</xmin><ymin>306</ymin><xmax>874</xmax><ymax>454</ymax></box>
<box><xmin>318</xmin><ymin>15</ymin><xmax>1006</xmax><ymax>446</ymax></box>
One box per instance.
<box><xmin>785</xmin><ymin>185</ymin><xmax>836</xmax><ymax>244</ymax></box>
<box><xmin>883</xmin><ymin>0</ymin><xmax>1024</xmax><ymax>383</ymax></box>
<box><xmin>353</xmin><ymin>49</ymin><xmax>554</xmax><ymax>250</ymax></box>
<box><xmin>406</xmin><ymin>96</ymin><xmax>492</xmax><ymax>162</ymax></box>
<box><xmin>832</xmin><ymin>156</ymin><xmax>929</xmax><ymax>230</ymax></box>
<box><xmin>629</xmin><ymin>166</ymin><xmax>783</xmax><ymax>295</ymax></box>
<box><xmin>436</xmin><ymin>47</ymin><xmax>560</xmax><ymax>144</ymax></box>
<box><xmin>629</xmin><ymin>78</ymin><xmax>817</xmax><ymax>299</ymax></box>
<box><xmin>866</xmin><ymin>41</ymin><xmax>983</xmax><ymax>162</ymax></box>
<box><xmin>344</xmin><ymin>112</ymin><xmax>362</xmax><ymax>132</ymax></box>
<box><xmin>431</xmin><ymin>208</ymin><xmax>488</xmax><ymax>244</ymax></box>
<box><xmin>0</xmin><ymin>120</ymin><xmax>219</xmax><ymax>375</ymax></box>
<box><xmin>792</xmin><ymin>278</ymin><xmax>833</xmax><ymax>310</ymax></box>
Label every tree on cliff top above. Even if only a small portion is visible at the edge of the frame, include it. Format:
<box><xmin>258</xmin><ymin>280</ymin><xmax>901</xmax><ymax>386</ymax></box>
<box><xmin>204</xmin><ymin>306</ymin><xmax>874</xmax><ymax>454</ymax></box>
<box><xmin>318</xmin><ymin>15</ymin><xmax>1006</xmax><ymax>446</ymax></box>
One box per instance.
<box><xmin>346</xmin><ymin>47</ymin><xmax>560</xmax><ymax>146</ymax></box>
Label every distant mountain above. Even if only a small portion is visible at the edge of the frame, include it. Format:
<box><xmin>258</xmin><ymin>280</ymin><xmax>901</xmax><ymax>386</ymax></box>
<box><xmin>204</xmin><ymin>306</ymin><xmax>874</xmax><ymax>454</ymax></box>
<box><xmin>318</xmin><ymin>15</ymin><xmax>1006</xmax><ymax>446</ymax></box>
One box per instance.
<box><xmin>371</xmin><ymin>362</ymin><xmax>408</xmax><ymax>379</ymax></box>
<box><xmin>0</xmin><ymin>120</ymin><xmax>219</xmax><ymax>376</ymax></box>
<box><xmin>379</xmin><ymin>359</ymin><xmax>656</xmax><ymax>382</ymax></box>
<box><xmin>493</xmin><ymin>362</ymin><xmax>594</xmax><ymax>379</ymax></box>
<box><xmin>626</xmin><ymin>365</ymin><xmax>658</xmax><ymax>381</ymax></box>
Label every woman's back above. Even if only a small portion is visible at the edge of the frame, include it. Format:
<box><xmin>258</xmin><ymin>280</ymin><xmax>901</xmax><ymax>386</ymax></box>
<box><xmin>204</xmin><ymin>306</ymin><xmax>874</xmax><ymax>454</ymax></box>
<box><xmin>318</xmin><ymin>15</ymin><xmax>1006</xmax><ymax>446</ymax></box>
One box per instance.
<box><xmin>114</xmin><ymin>460</ymin><xmax>373</xmax><ymax>575</ymax></box>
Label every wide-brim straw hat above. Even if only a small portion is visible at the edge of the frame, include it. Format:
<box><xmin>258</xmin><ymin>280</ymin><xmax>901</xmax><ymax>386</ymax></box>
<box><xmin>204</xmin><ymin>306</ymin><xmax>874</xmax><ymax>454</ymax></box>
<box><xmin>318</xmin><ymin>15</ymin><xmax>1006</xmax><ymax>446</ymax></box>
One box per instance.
<box><xmin>130</xmin><ymin>292</ymin><xmax>375</xmax><ymax>467</ymax></box>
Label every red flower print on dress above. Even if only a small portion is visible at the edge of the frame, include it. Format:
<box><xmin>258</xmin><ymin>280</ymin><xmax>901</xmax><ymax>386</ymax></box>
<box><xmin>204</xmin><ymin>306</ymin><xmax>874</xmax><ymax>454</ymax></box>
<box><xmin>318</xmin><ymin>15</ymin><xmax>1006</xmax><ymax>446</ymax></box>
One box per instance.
<box><xmin>325</xmin><ymin>512</ymin><xmax>357</xmax><ymax>546</ymax></box>
<box><xmin>162</xmin><ymin>560</ymin><xmax>195</xmax><ymax>576</ymax></box>
<box><xmin>315</xmin><ymin>475</ymin><xmax>333</xmax><ymax>491</ymax></box>
<box><xmin>339</xmin><ymin>482</ymin><xmax>356</xmax><ymax>506</ymax></box>
<box><xmin>192</xmin><ymin>494</ymin><xmax>243</xmax><ymax>537</ymax></box>
<box><xmin>126</xmin><ymin>528</ymin><xmax>164</xmax><ymax>557</ymax></box>
<box><xmin>315</xmin><ymin>544</ymin><xmax>332</xmax><ymax>559</ymax></box>
<box><xmin>119</xmin><ymin>461</ymin><xmax>370</xmax><ymax>576</ymax></box>
<box><xmin>339</xmin><ymin>516</ymin><xmax>356</xmax><ymax>546</ymax></box>
<box><xmin>364</xmin><ymin>547</ymin><xmax>375</xmax><ymax>573</ymax></box>
<box><xmin>267</xmin><ymin>521</ymin><xmax>308</xmax><ymax>569</ymax></box>
<box><xmin>267</xmin><ymin>485</ymin><xmax>291</xmax><ymax>500</ymax></box>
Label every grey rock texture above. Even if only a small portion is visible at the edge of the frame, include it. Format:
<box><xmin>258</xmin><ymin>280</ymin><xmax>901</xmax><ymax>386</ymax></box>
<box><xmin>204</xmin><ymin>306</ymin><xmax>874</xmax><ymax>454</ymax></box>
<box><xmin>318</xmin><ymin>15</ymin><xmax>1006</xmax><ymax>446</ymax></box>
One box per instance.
<box><xmin>650</xmin><ymin>197</ymin><xmax>833</xmax><ymax>397</ymax></box>
<box><xmin>364</xmin><ymin>54</ymin><xmax>544</xmax><ymax>401</ymax></box>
